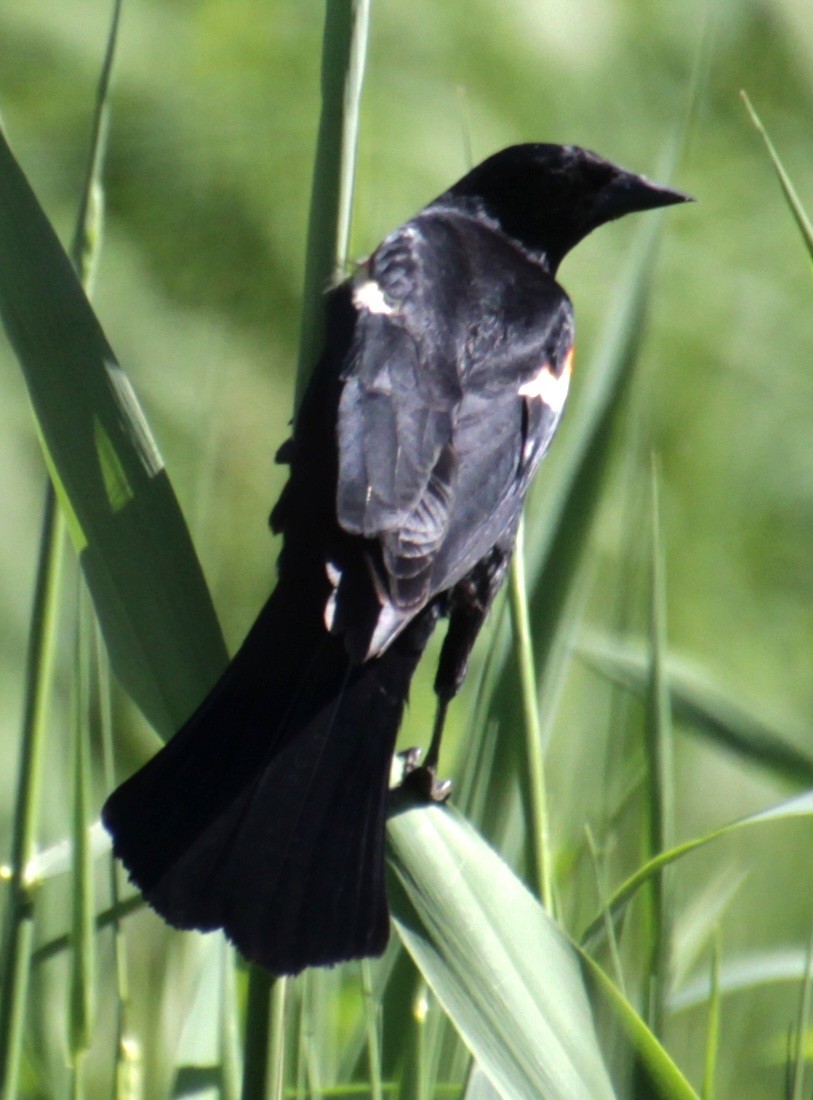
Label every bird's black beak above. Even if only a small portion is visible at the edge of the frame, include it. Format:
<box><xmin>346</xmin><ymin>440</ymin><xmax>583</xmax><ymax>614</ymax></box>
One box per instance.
<box><xmin>591</xmin><ymin>171</ymin><xmax>693</xmax><ymax>227</ymax></box>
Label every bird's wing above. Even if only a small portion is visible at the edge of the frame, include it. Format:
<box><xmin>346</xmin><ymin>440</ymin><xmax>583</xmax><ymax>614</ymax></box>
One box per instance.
<box><xmin>336</xmin><ymin>222</ymin><xmax>462</xmax><ymax>590</ymax></box>
<box><xmin>334</xmin><ymin>213</ymin><xmax>574</xmax><ymax>656</ymax></box>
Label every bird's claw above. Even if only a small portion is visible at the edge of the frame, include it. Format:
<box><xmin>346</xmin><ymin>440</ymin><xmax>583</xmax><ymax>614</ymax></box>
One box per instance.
<box><xmin>397</xmin><ymin>749</ymin><xmax>453</xmax><ymax>804</ymax></box>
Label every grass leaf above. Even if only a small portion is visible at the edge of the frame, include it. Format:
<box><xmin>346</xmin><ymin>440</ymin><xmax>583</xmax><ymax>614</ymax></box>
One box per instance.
<box><xmin>68</xmin><ymin>595</ymin><xmax>96</xmax><ymax>1066</ymax></box>
<box><xmin>388</xmin><ymin>803</ymin><xmax>618</xmax><ymax>1100</ymax></box>
<box><xmin>508</xmin><ymin>517</ymin><xmax>553</xmax><ymax>911</ymax></box>
<box><xmin>0</xmin><ymin>492</ymin><xmax>64</xmax><ymax>1097</ymax></box>
<box><xmin>582</xmin><ymin>790</ymin><xmax>813</xmax><ymax>950</ymax></box>
<box><xmin>295</xmin><ymin>0</ymin><xmax>371</xmax><ymax>404</ymax></box>
<box><xmin>643</xmin><ymin>459</ymin><xmax>674</xmax><ymax>1036</ymax></box>
<box><xmin>0</xmin><ymin>128</ymin><xmax>227</xmax><ymax>737</ymax></box>
<box><xmin>703</xmin><ymin>936</ymin><xmax>721</xmax><ymax>1100</ymax></box>
<box><xmin>741</xmin><ymin>91</ymin><xmax>813</xmax><ymax>266</ymax></box>
<box><xmin>578</xmin><ymin>951</ymin><xmax>701</xmax><ymax>1100</ymax></box>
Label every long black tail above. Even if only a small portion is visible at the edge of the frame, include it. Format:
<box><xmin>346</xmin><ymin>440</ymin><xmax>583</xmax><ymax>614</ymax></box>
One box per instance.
<box><xmin>102</xmin><ymin>574</ymin><xmax>435</xmax><ymax>975</ymax></box>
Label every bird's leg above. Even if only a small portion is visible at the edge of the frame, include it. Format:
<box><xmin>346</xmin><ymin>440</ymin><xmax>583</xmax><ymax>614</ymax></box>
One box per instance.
<box><xmin>400</xmin><ymin>602</ymin><xmax>486</xmax><ymax>803</ymax></box>
<box><xmin>399</xmin><ymin>548</ymin><xmax>510</xmax><ymax>804</ymax></box>
<box><xmin>425</xmin><ymin>694</ymin><xmax>449</xmax><ymax>771</ymax></box>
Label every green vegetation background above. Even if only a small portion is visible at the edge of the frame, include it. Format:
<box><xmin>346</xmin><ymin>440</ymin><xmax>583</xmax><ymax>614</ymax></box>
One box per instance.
<box><xmin>1</xmin><ymin>0</ymin><xmax>813</xmax><ymax>1097</ymax></box>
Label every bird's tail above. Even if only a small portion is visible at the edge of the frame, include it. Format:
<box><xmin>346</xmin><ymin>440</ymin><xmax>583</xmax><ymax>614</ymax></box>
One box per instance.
<box><xmin>102</xmin><ymin>577</ymin><xmax>433</xmax><ymax>975</ymax></box>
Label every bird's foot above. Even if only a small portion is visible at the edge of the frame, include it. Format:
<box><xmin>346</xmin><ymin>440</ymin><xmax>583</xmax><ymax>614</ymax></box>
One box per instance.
<box><xmin>397</xmin><ymin>747</ymin><xmax>453</xmax><ymax>803</ymax></box>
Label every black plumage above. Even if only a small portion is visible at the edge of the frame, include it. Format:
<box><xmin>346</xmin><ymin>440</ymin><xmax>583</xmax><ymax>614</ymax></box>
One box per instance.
<box><xmin>103</xmin><ymin>144</ymin><xmax>689</xmax><ymax>974</ymax></box>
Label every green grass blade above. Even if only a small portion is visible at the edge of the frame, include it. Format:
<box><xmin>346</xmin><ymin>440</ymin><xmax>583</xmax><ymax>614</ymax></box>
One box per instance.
<box><xmin>170</xmin><ymin>939</ymin><xmax>232</xmax><ymax>1100</ymax></box>
<box><xmin>741</xmin><ymin>91</ymin><xmax>813</xmax><ymax>266</ymax></box>
<box><xmin>268</xmin><ymin>978</ymin><xmax>287</xmax><ymax>1100</ymax></box>
<box><xmin>393</xmin><ymin>973</ymin><xmax>427</xmax><ymax>1100</ymax></box>
<box><xmin>241</xmin><ymin>968</ymin><xmax>274</xmax><ymax>1100</ymax></box>
<box><xmin>30</xmin><ymin>894</ymin><xmax>141</xmax><ymax>967</ymax></box>
<box><xmin>0</xmin><ymin>490</ymin><xmax>64</xmax><ymax>1099</ymax></box>
<box><xmin>585</xmin><ymin>825</ymin><xmax>627</xmax><ymax>997</ymax></box>
<box><xmin>97</xmin><ymin>624</ymin><xmax>141</xmax><ymax>1100</ymax></box>
<box><xmin>69</xmin><ymin>0</ymin><xmax>123</xmax><ymax>289</ymax></box>
<box><xmin>508</xmin><ymin>517</ymin><xmax>553</xmax><ymax>911</ymax></box>
<box><xmin>219</xmin><ymin>944</ymin><xmax>242</xmax><ymax>1100</ymax></box>
<box><xmin>462</xmin><ymin>1064</ymin><xmax>502</xmax><ymax>1100</ymax></box>
<box><xmin>581</xmin><ymin>789</ymin><xmax>813</xmax><ymax>949</ymax></box>
<box><xmin>579</xmin><ymin>638</ymin><xmax>813</xmax><ymax>785</ymax></box>
<box><xmin>702</xmin><ymin>935</ymin><xmax>721</xmax><ymax>1100</ymax></box>
<box><xmin>360</xmin><ymin>961</ymin><xmax>384</xmax><ymax>1100</ymax></box>
<box><xmin>295</xmin><ymin>0</ymin><xmax>371</xmax><ymax>404</ymax></box>
<box><xmin>295</xmin><ymin>972</ymin><xmax>325</xmax><ymax>1100</ymax></box>
<box><xmin>788</xmin><ymin>927</ymin><xmax>813</xmax><ymax>1100</ymax></box>
<box><xmin>387</xmin><ymin>803</ymin><xmax>618</xmax><ymax>1100</ymax></box>
<box><xmin>0</xmin><ymin>128</ymin><xmax>228</xmax><ymax>737</ymax></box>
<box><xmin>578</xmin><ymin>952</ymin><xmax>701</xmax><ymax>1100</ymax></box>
<box><xmin>68</xmin><ymin>595</ymin><xmax>96</xmax><ymax>1074</ymax></box>
<box><xmin>643</xmin><ymin>460</ymin><xmax>674</xmax><ymax>1036</ymax></box>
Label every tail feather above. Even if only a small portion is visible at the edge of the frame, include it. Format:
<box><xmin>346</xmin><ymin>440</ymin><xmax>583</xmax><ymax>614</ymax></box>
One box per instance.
<box><xmin>103</xmin><ymin>581</ymin><xmax>435</xmax><ymax>974</ymax></box>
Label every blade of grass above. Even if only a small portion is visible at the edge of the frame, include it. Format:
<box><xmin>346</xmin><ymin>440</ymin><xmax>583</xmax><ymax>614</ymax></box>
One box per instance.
<box><xmin>268</xmin><ymin>978</ymin><xmax>287</xmax><ymax>1100</ymax></box>
<box><xmin>388</xmin><ymin>802</ymin><xmax>617</xmax><ymax>1100</ymax></box>
<box><xmin>170</xmin><ymin>938</ymin><xmax>234</xmax><ymax>1100</ymax></box>
<box><xmin>579</xmin><ymin>638</ymin><xmax>813</xmax><ymax>786</ymax></box>
<box><xmin>787</xmin><ymin>926</ymin><xmax>813</xmax><ymax>1100</ymax></box>
<box><xmin>643</xmin><ymin>459</ymin><xmax>674</xmax><ymax>1037</ymax></box>
<box><xmin>96</xmin><ymin>623</ymin><xmax>140</xmax><ymax>1100</ymax></box>
<box><xmin>581</xmin><ymin>789</ymin><xmax>813</xmax><ymax>950</ymax></box>
<box><xmin>741</xmin><ymin>91</ymin><xmax>813</xmax><ymax>265</ymax></box>
<box><xmin>462</xmin><ymin>1064</ymin><xmax>503</xmax><ymax>1100</ymax></box>
<box><xmin>2</xmin><ymin>15</ymin><xmax>130</xmax><ymax>1096</ymax></box>
<box><xmin>360</xmin><ymin>961</ymin><xmax>384</xmax><ymax>1100</ymax></box>
<box><xmin>295</xmin><ymin>0</ymin><xmax>371</xmax><ymax>405</ymax></box>
<box><xmin>0</xmin><ymin>490</ymin><xmax>64</xmax><ymax>1099</ymax></box>
<box><xmin>68</xmin><ymin>592</ymin><xmax>97</xmax><ymax>1097</ymax></box>
<box><xmin>420</xmin><ymin>990</ymin><xmax>454</xmax><ymax>1100</ymax></box>
<box><xmin>388</xmin><ymin>801</ymin><xmax>708</xmax><ymax>1099</ymax></box>
<box><xmin>702</xmin><ymin>935</ymin><xmax>721</xmax><ymax>1100</ymax></box>
<box><xmin>219</xmin><ymin>943</ymin><xmax>241</xmax><ymax>1100</ymax></box>
<box><xmin>0</xmin><ymin>124</ymin><xmax>228</xmax><ymax>738</ymax></box>
<box><xmin>31</xmin><ymin>895</ymin><xmax>143</xmax><ymax>966</ymax></box>
<box><xmin>585</xmin><ymin>824</ymin><xmax>627</xmax><ymax>998</ymax></box>
<box><xmin>508</xmin><ymin>516</ymin><xmax>553</xmax><ymax>912</ymax></box>
<box><xmin>395</xmin><ymin>977</ymin><xmax>428</xmax><ymax>1100</ymax></box>
<box><xmin>577</xmin><ymin>951</ymin><xmax>700</xmax><ymax>1100</ymax></box>
<box><xmin>69</xmin><ymin>0</ymin><xmax>123</xmax><ymax>289</ymax></box>
<box><xmin>241</xmin><ymin>968</ymin><xmax>274</xmax><ymax>1100</ymax></box>
<box><xmin>296</xmin><ymin>972</ymin><xmax>323</xmax><ymax>1100</ymax></box>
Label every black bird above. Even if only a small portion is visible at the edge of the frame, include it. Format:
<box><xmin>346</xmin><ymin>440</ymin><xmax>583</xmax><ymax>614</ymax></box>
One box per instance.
<box><xmin>103</xmin><ymin>144</ymin><xmax>689</xmax><ymax>974</ymax></box>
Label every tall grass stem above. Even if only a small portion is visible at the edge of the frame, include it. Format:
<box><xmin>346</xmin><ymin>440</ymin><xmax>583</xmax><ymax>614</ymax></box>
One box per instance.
<box><xmin>0</xmin><ymin>490</ymin><xmax>64</xmax><ymax>1099</ymax></box>
<box><xmin>508</xmin><ymin>517</ymin><xmax>554</xmax><ymax>913</ymax></box>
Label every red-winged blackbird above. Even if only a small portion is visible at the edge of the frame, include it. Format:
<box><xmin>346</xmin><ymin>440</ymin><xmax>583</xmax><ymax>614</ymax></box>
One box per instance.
<box><xmin>103</xmin><ymin>144</ymin><xmax>689</xmax><ymax>975</ymax></box>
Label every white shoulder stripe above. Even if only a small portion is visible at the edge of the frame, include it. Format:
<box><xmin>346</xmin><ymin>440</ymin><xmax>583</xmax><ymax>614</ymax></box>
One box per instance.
<box><xmin>353</xmin><ymin>279</ymin><xmax>394</xmax><ymax>316</ymax></box>
<box><xmin>518</xmin><ymin>352</ymin><xmax>573</xmax><ymax>416</ymax></box>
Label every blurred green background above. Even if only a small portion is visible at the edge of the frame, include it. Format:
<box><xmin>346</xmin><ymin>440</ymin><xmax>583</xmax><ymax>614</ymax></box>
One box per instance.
<box><xmin>1</xmin><ymin>0</ymin><xmax>813</xmax><ymax>1096</ymax></box>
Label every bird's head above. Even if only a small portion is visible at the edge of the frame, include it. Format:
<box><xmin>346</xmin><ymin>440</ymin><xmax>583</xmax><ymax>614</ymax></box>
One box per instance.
<box><xmin>440</xmin><ymin>143</ymin><xmax>691</xmax><ymax>272</ymax></box>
